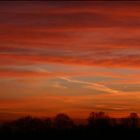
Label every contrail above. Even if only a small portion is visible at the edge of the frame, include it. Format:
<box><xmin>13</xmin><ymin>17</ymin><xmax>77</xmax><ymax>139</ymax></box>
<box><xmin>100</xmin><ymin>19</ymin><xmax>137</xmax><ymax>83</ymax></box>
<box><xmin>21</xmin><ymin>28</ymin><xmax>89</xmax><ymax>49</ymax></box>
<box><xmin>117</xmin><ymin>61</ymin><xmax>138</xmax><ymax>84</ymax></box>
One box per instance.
<box><xmin>59</xmin><ymin>77</ymin><xmax>119</xmax><ymax>94</ymax></box>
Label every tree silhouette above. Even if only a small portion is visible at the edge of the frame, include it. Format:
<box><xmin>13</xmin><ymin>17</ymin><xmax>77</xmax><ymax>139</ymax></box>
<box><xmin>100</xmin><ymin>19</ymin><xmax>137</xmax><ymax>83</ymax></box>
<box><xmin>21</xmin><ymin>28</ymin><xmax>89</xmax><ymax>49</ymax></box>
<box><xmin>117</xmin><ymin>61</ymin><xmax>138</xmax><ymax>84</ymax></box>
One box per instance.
<box><xmin>88</xmin><ymin>111</ymin><xmax>110</xmax><ymax>128</ymax></box>
<box><xmin>129</xmin><ymin>112</ymin><xmax>139</xmax><ymax>128</ymax></box>
<box><xmin>53</xmin><ymin>113</ymin><xmax>74</xmax><ymax>129</ymax></box>
<box><xmin>0</xmin><ymin>112</ymin><xmax>140</xmax><ymax>139</ymax></box>
<box><xmin>88</xmin><ymin>112</ymin><xmax>96</xmax><ymax>127</ymax></box>
<box><xmin>9</xmin><ymin>116</ymin><xmax>43</xmax><ymax>133</ymax></box>
<box><xmin>43</xmin><ymin>117</ymin><xmax>52</xmax><ymax>129</ymax></box>
<box><xmin>121</xmin><ymin>112</ymin><xmax>139</xmax><ymax>128</ymax></box>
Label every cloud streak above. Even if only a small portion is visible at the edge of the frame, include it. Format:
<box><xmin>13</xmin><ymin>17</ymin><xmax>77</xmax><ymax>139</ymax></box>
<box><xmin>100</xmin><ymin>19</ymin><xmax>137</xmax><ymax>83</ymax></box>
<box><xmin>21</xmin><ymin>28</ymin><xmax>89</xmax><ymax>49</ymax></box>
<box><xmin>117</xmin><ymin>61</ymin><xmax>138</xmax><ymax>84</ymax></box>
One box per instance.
<box><xmin>0</xmin><ymin>1</ymin><xmax>140</xmax><ymax>69</ymax></box>
<box><xmin>59</xmin><ymin>77</ymin><xmax>119</xmax><ymax>94</ymax></box>
<box><xmin>0</xmin><ymin>1</ymin><xmax>140</xmax><ymax>119</ymax></box>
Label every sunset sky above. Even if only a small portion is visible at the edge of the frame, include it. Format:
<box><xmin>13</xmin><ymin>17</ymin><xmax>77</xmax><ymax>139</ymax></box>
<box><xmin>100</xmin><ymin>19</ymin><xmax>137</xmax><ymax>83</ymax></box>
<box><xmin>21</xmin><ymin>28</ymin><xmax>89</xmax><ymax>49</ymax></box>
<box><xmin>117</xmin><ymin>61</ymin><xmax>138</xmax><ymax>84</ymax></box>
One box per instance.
<box><xmin>0</xmin><ymin>1</ymin><xmax>140</xmax><ymax>120</ymax></box>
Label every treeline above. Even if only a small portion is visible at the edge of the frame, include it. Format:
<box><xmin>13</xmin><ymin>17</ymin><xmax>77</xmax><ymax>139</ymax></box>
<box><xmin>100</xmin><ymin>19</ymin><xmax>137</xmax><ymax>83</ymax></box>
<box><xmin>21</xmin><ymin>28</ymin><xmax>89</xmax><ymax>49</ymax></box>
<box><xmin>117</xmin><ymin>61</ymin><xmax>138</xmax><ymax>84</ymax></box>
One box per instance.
<box><xmin>0</xmin><ymin>112</ymin><xmax>140</xmax><ymax>139</ymax></box>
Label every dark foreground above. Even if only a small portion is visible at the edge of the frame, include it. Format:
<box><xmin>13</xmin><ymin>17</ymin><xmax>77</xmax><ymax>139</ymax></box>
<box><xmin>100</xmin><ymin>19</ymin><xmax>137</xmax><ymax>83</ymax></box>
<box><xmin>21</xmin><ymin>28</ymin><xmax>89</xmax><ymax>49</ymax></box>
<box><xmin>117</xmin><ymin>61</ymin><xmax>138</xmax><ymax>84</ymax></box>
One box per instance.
<box><xmin>0</xmin><ymin>112</ymin><xmax>140</xmax><ymax>139</ymax></box>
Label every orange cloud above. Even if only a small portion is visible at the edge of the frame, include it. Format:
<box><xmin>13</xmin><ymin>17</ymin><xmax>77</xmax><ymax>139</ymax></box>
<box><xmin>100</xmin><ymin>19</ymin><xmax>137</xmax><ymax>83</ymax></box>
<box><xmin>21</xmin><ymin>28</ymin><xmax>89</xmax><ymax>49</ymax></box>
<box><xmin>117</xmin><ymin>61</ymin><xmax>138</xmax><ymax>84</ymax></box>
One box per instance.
<box><xmin>0</xmin><ymin>53</ymin><xmax>140</xmax><ymax>69</ymax></box>
<box><xmin>0</xmin><ymin>1</ymin><xmax>140</xmax><ymax>120</ymax></box>
<box><xmin>0</xmin><ymin>91</ymin><xmax>140</xmax><ymax>119</ymax></box>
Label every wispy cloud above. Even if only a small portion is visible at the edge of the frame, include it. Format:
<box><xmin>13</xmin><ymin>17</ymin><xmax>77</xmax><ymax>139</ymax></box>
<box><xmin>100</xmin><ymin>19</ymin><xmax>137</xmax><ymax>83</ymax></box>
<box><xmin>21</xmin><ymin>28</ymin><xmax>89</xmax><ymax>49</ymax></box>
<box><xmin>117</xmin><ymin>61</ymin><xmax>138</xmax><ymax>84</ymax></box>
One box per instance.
<box><xmin>52</xmin><ymin>82</ymin><xmax>67</xmax><ymax>89</ymax></box>
<box><xmin>59</xmin><ymin>77</ymin><xmax>119</xmax><ymax>94</ymax></box>
<box><xmin>0</xmin><ymin>1</ymin><xmax>140</xmax><ymax>69</ymax></box>
<box><xmin>0</xmin><ymin>1</ymin><xmax>139</xmax><ymax>119</ymax></box>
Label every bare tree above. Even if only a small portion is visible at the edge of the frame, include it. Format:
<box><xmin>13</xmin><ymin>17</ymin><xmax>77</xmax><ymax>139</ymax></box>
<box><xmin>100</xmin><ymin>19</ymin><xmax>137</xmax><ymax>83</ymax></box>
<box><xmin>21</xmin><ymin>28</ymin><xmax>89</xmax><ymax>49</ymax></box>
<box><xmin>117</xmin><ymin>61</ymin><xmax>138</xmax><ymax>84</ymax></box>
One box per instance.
<box><xmin>88</xmin><ymin>111</ymin><xmax>110</xmax><ymax>128</ymax></box>
<box><xmin>53</xmin><ymin>113</ymin><xmax>74</xmax><ymax>129</ymax></box>
<box><xmin>129</xmin><ymin>112</ymin><xmax>139</xmax><ymax>128</ymax></box>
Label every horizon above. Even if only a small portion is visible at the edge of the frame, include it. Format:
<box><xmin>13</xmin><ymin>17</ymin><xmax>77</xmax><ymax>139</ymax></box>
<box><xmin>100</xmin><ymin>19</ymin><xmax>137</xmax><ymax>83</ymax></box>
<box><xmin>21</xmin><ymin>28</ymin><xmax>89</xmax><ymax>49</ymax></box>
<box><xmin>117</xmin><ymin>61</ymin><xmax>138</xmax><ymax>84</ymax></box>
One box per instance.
<box><xmin>0</xmin><ymin>111</ymin><xmax>139</xmax><ymax>125</ymax></box>
<box><xmin>0</xmin><ymin>1</ymin><xmax>140</xmax><ymax>121</ymax></box>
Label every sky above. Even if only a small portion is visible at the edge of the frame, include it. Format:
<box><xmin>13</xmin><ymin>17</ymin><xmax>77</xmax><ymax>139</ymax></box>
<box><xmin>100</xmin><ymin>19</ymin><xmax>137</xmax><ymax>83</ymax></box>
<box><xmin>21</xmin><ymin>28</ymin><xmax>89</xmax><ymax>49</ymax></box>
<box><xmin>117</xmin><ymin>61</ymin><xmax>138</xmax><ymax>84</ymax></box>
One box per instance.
<box><xmin>0</xmin><ymin>1</ymin><xmax>140</xmax><ymax>120</ymax></box>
